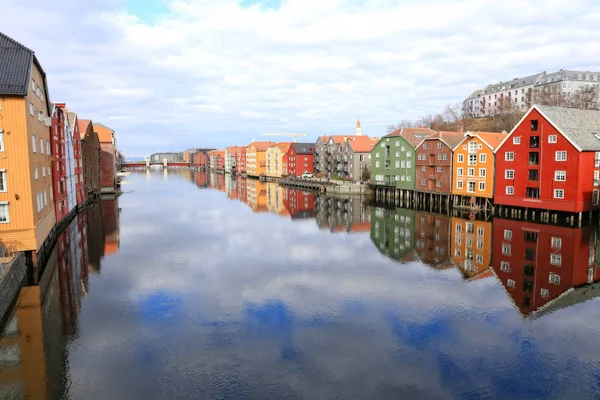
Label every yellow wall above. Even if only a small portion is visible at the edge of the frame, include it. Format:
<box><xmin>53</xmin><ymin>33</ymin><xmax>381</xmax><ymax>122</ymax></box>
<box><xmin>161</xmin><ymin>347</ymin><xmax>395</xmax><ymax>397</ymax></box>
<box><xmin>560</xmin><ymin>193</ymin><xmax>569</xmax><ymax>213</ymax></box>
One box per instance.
<box><xmin>266</xmin><ymin>182</ymin><xmax>286</xmax><ymax>214</ymax></box>
<box><xmin>450</xmin><ymin>217</ymin><xmax>492</xmax><ymax>279</ymax></box>
<box><xmin>0</xmin><ymin>61</ymin><xmax>55</xmax><ymax>251</ymax></box>
<box><xmin>452</xmin><ymin>136</ymin><xmax>495</xmax><ymax>199</ymax></box>
<box><xmin>265</xmin><ymin>147</ymin><xmax>278</xmax><ymax>177</ymax></box>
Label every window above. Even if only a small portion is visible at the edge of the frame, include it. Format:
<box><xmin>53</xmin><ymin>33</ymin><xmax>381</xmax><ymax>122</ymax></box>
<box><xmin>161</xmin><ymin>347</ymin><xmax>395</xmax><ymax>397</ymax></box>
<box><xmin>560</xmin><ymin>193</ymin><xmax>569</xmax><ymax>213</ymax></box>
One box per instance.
<box><xmin>423</xmin><ymin>143</ymin><xmax>427</xmax><ymax>149</ymax></box>
<box><xmin>549</xmin><ymin>273</ymin><xmax>561</xmax><ymax>284</ymax></box>
<box><xmin>530</xmin><ymin>136</ymin><xmax>539</xmax><ymax>148</ymax></box>
<box><xmin>468</xmin><ymin>168</ymin><xmax>474</xmax><ymax>176</ymax></box>
<box><xmin>436</xmin><ymin>180</ymin><xmax>442</xmax><ymax>187</ymax></box>
<box><xmin>554</xmin><ymin>189</ymin><xmax>564</xmax><ymax>199</ymax></box>
<box><xmin>406</xmin><ymin>160</ymin><xmax>411</xmax><ymax>168</ymax></box>
<box><xmin>500</xmin><ymin>261</ymin><xmax>511</xmax><ymax>272</ymax></box>
<box><xmin>555</xmin><ymin>171</ymin><xmax>566</xmax><ymax>181</ymax></box>
<box><xmin>507</xmin><ymin>279</ymin><xmax>516</xmax><ymax>288</ymax></box>
<box><xmin>0</xmin><ymin>202</ymin><xmax>9</xmax><ymax>223</ymax></box>
<box><xmin>528</xmin><ymin>169</ymin><xmax>539</xmax><ymax>181</ymax></box>
<box><xmin>0</xmin><ymin>170</ymin><xmax>6</xmax><ymax>192</ymax></box>
<box><xmin>531</xmin><ymin>120</ymin><xmax>538</xmax><ymax>131</ymax></box>
<box><xmin>421</xmin><ymin>180</ymin><xmax>426</xmax><ymax>186</ymax></box>
<box><xmin>437</xmin><ymin>166</ymin><xmax>442</xmax><ymax>172</ymax></box>
<box><xmin>505</xmin><ymin>170</ymin><xmax>514</xmax><ymax>179</ymax></box>
<box><xmin>395</xmin><ymin>141</ymin><xmax>400</xmax><ymax>147</ymax></box>
<box><xmin>437</xmin><ymin>142</ymin><xmax>442</xmax><ymax>149</ymax></box>
<box><xmin>29</xmin><ymin>102</ymin><xmax>34</xmax><ymax>116</ymax></box>
<box><xmin>40</xmin><ymin>138</ymin><xmax>44</xmax><ymax>154</ymax></box>
<box><xmin>401</xmin><ymin>146</ymin><xmax>406</xmax><ymax>151</ymax></box>
<box><xmin>479</xmin><ymin>168</ymin><xmax>486</xmax><ymax>177</ymax></box>
<box><xmin>400</xmin><ymin>160</ymin><xmax>405</xmax><ymax>168</ymax></box>
<box><xmin>506</xmin><ymin>186</ymin><xmax>514</xmax><ymax>195</ymax></box>
<box><xmin>407</xmin><ymin>151</ymin><xmax>412</xmax><ymax>157</ymax></box>
<box><xmin>457</xmin><ymin>168</ymin><xmax>463</xmax><ymax>176</ymax></box>
<box><xmin>468</xmin><ymin>154</ymin><xmax>477</xmax><ymax>165</ymax></box>
<box><xmin>395</xmin><ymin>152</ymin><xmax>400</xmax><ymax>157</ymax></box>
<box><xmin>456</xmin><ymin>180</ymin><xmax>463</xmax><ymax>189</ymax></box>
<box><xmin>551</xmin><ymin>237</ymin><xmax>562</xmax><ymax>249</ymax></box>
<box><xmin>395</xmin><ymin>160</ymin><xmax>400</xmax><ymax>168</ymax></box>
<box><xmin>502</xmin><ymin>243</ymin><xmax>511</xmax><ymax>255</ymax></box>
<box><xmin>46</xmin><ymin>141</ymin><xmax>50</xmax><ymax>155</ymax></box>
<box><xmin>513</xmin><ymin>137</ymin><xmax>521</xmax><ymax>145</ymax></box>
<box><xmin>504</xmin><ymin>229</ymin><xmax>512</xmax><ymax>240</ymax></box>
<box><xmin>480</xmin><ymin>154</ymin><xmax>486</xmax><ymax>163</ymax></box>
<box><xmin>43</xmin><ymin>190</ymin><xmax>47</xmax><ymax>207</ymax></box>
<box><xmin>42</xmin><ymin>166</ymin><xmax>45</xmax><ymax>177</ymax></box>
<box><xmin>0</xmin><ymin>130</ymin><xmax>4</xmax><ymax>152</ymax></box>
<box><xmin>34</xmin><ymin>167</ymin><xmax>38</xmax><ymax>179</ymax></box>
<box><xmin>505</xmin><ymin>152</ymin><xmax>514</xmax><ymax>161</ymax></box>
<box><xmin>529</xmin><ymin>152</ymin><xmax>539</xmax><ymax>165</ymax></box>
<box><xmin>455</xmin><ymin>224</ymin><xmax>463</xmax><ymax>233</ymax></box>
<box><xmin>421</xmin><ymin>166</ymin><xmax>426</xmax><ymax>172</ymax></box>
<box><xmin>555</xmin><ymin>151</ymin><xmax>567</xmax><ymax>161</ymax></box>
<box><xmin>458</xmin><ymin>154</ymin><xmax>464</xmax><ymax>163</ymax></box>
<box><xmin>477</xmin><ymin>227</ymin><xmax>484</xmax><ymax>236</ymax></box>
<box><xmin>467</xmin><ymin>181</ymin><xmax>475</xmax><ymax>192</ymax></box>
<box><xmin>468</xmin><ymin>141</ymin><xmax>477</xmax><ymax>153</ymax></box>
<box><xmin>32</xmin><ymin>134</ymin><xmax>37</xmax><ymax>153</ymax></box>
<box><xmin>375</xmin><ymin>161</ymin><xmax>380</xmax><ymax>168</ymax></box>
<box><xmin>548</xmin><ymin>135</ymin><xmax>557</xmax><ymax>143</ymax></box>
<box><xmin>596</xmin><ymin>152</ymin><xmax>600</xmax><ymax>167</ymax></box>
<box><xmin>478</xmin><ymin>182</ymin><xmax>485</xmax><ymax>191</ymax></box>
<box><xmin>540</xmin><ymin>288</ymin><xmax>549</xmax><ymax>298</ymax></box>
<box><xmin>526</xmin><ymin>187</ymin><xmax>540</xmax><ymax>198</ymax></box>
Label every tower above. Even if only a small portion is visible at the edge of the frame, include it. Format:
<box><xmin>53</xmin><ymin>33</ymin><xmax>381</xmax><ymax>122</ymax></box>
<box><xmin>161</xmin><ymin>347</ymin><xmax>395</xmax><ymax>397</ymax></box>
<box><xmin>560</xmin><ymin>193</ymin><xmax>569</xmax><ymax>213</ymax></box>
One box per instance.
<box><xmin>355</xmin><ymin>118</ymin><xmax>362</xmax><ymax>136</ymax></box>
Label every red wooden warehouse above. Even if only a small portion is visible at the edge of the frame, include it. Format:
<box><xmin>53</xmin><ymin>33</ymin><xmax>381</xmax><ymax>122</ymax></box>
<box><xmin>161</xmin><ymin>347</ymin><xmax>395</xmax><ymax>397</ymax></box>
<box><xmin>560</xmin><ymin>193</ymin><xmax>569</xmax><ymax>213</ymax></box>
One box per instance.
<box><xmin>286</xmin><ymin>143</ymin><xmax>315</xmax><ymax>177</ymax></box>
<box><xmin>415</xmin><ymin>131</ymin><xmax>463</xmax><ymax>194</ymax></box>
<box><xmin>494</xmin><ymin>105</ymin><xmax>600</xmax><ymax>216</ymax></box>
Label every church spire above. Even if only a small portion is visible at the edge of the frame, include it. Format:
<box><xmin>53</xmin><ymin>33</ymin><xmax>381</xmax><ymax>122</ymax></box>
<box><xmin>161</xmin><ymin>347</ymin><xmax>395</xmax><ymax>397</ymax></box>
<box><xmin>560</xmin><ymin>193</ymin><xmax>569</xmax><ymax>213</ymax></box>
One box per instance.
<box><xmin>355</xmin><ymin>118</ymin><xmax>362</xmax><ymax>136</ymax></box>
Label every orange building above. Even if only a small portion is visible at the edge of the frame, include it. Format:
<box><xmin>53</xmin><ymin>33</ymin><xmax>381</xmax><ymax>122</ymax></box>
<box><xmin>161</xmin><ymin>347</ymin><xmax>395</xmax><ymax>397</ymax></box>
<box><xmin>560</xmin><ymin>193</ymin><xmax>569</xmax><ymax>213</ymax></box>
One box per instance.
<box><xmin>452</xmin><ymin>131</ymin><xmax>507</xmax><ymax>204</ymax></box>
<box><xmin>246</xmin><ymin>141</ymin><xmax>275</xmax><ymax>177</ymax></box>
<box><xmin>450</xmin><ymin>216</ymin><xmax>493</xmax><ymax>280</ymax></box>
<box><xmin>0</xmin><ymin>33</ymin><xmax>56</xmax><ymax>251</ymax></box>
<box><xmin>246</xmin><ymin>179</ymin><xmax>268</xmax><ymax>212</ymax></box>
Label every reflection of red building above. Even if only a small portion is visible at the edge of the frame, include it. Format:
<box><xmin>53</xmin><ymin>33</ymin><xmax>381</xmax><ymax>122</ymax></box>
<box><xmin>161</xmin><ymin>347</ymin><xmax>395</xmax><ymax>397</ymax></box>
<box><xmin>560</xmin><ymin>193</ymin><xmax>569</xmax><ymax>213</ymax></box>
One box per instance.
<box><xmin>192</xmin><ymin>151</ymin><xmax>208</xmax><ymax>168</ymax></box>
<box><xmin>51</xmin><ymin>104</ymin><xmax>68</xmax><ymax>222</ymax></box>
<box><xmin>284</xmin><ymin>188</ymin><xmax>315</xmax><ymax>218</ymax></box>
<box><xmin>69</xmin><ymin>112</ymin><xmax>86</xmax><ymax>205</ymax></box>
<box><xmin>194</xmin><ymin>171</ymin><xmax>208</xmax><ymax>188</ymax></box>
<box><xmin>413</xmin><ymin>211</ymin><xmax>451</xmax><ymax>268</ymax></box>
<box><xmin>101</xmin><ymin>198</ymin><xmax>120</xmax><ymax>256</ymax></box>
<box><xmin>492</xmin><ymin>218</ymin><xmax>600</xmax><ymax>317</ymax></box>
<box><xmin>236</xmin><ymin>175</ymin><xmax>247</xmax><ymax>204</ymax></box>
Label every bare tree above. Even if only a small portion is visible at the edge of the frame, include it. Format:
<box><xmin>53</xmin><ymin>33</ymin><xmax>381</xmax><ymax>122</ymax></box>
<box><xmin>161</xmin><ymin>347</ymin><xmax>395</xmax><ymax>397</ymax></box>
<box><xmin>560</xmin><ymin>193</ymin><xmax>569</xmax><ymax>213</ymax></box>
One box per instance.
<box><xmin>443</xmin><ymin>103</ymin><xmax>463</xmax><ymax>124</ymax></box>
<box><xmin>571</xmin><ymin>85</ymin><xmax>600</xmax><ymax>110</ymax></box>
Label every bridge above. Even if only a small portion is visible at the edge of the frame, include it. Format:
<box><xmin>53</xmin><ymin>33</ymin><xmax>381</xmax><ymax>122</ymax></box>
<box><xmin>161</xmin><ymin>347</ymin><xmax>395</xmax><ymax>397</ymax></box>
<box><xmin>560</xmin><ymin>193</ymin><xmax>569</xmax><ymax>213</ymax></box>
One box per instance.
<box><xmin>121</xmin><ymin>161</ymin><xmax>191</xmax><ymax>168</ymax></box>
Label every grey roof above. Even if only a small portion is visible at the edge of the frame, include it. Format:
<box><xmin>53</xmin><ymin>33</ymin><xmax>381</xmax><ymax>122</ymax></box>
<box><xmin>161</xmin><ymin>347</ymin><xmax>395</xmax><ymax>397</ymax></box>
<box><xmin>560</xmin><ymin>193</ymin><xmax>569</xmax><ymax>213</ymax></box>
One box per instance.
<box><xmin>483</xmin><ymin>72</ymin><xmax>545</xmax><ymax>94</ymax></box>
<box><xmin>0</xmin><ymin>32</ymin><xmax>34</xmax><ymax>95</ymax></box>
<box><xmin>535</xmin><ymin>104</ymin><xmax>600</xmax><ymax>151</ymax></box>
<box><xmin>530</xmin><ymin>279</ymin><xmax>600</xmax><ymax>320</ymax></box>
<box><xmin>536</xmin><ymin>70</ymin><xmax>600</xmax><ymax>85</ymax></box>
<box><xmin>291</xmin><ymin>142</ymin><xmax>313</xmax><ymax>154</ymax></box>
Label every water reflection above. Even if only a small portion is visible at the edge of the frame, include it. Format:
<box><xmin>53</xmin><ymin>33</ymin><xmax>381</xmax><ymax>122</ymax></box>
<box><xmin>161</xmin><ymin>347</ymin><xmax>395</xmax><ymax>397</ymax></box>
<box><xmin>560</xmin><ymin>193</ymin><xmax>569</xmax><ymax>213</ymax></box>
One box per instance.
<box><xmin>2</xmin><ymin>171</ymin><xmax>600</xmax><ymax>398</ymax></box>
<box><xmin>0</xmin><ymin>199</ymin><xmax>118</xmax><ymax>399</ymax></box>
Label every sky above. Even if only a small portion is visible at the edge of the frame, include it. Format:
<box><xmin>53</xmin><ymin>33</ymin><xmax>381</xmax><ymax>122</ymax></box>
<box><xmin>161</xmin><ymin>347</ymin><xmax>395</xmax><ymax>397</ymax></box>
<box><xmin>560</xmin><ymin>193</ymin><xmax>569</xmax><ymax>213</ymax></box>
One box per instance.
<box><xmin>1</xmin><ymin>0</ymin><xmax>599</xmax><ymax>157</ymax></box>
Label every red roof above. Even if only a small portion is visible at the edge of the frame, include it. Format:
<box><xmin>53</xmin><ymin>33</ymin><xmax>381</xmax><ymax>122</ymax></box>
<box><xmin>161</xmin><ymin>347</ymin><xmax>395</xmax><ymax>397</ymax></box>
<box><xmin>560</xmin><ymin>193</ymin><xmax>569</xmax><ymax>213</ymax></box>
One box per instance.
<box><xmin>77</xmin><ymin>119</ymin><xmax>92</xmax><ymax>138</ymax></box>
<box><xmin>248</xmin><ymin>141</ymin><xmax>276</xmax><ymax>151</ymax></box>
<box><xmin>93</xmin><ymin>123</ymin><xmax>115</xmax><ymax>143</ymax></box>
<box><xmin>347</xmin><ymin>136</ymin><xmax>379</xmax><ymax>153</ymax></box>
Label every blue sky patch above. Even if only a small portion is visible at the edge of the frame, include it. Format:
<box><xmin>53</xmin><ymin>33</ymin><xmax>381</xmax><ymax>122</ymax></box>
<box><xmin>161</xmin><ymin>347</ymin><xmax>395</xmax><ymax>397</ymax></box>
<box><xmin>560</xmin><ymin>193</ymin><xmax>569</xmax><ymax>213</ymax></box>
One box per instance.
<box><xmin>239</xmin><ymin>0</ymin><xmax>284</xmax><ymax>11</ymax></box>
<box><xmin>127</xmin><ymin>0</ymin><xmax>169</xmax><ymax>23</ymax></box>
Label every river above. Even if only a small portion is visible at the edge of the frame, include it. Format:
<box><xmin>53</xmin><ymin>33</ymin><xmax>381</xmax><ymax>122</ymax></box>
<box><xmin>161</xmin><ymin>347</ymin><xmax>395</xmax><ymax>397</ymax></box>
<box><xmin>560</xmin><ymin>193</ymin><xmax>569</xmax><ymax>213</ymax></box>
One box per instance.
<box><xmin>1</xmin><ymin>170</ymin><xmax>600</xmax><ymax>399</ymax></box>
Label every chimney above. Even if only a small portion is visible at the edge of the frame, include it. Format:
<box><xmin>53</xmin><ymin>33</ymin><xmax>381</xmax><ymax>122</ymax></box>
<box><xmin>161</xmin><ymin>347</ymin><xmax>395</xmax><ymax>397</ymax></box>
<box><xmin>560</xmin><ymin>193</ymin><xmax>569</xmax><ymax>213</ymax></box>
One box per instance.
<box><xmin>459</xmin><ymin>125</ymin><xmax>464</xmax><ymax>134</ymax></box>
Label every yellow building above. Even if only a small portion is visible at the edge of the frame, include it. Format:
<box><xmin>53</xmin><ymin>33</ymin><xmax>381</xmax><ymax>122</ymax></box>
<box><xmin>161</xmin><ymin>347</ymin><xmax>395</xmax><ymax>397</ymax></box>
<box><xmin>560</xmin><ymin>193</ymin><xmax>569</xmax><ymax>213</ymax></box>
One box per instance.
<box><xmin>246</xmin><ymin>179</ymin><xmax>268</xmax><ymax>212</ymax></box>
<box><xmin>266</xmin><ymin>142</ymin><xmax>291</xmax><ymax>177</ymax></box>
<box><xmin>266</xmin><ymin>182</ymin><xmax>289</xmax><ymax>215</ymax></box>
<box><xmin>246</xmin><ymin>141</ymin><xmax>275</xmax><ymax>177</ymax></box>
<box><xmin>450</xmin><ymin>217</ymin><xmax>493</xmax><ymax>280</ymax></box>
<box><xmin>452</xmin><ymin>132</ymin><xmax>508</xmax><ymax>203</ymax></box>
<box><xmin>0</xmin><ymin>33</ymin><xmax>56</xmax><ymax>251</ymax></box>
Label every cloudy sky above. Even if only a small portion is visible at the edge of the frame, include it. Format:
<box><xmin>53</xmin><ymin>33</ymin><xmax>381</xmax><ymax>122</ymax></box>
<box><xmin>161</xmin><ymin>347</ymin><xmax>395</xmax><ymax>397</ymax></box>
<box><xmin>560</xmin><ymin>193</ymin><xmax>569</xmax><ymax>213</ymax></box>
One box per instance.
<box><xmin>1</xmin><ymin>0</ymin><xmax>599</xmax><ymax>156</ymax></box>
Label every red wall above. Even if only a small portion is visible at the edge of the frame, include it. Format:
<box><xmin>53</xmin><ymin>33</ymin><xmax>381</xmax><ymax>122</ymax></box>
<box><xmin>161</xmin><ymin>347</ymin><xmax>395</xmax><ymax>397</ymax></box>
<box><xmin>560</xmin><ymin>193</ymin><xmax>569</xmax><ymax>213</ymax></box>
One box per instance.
<box><xmin>73</xmin><ymin>120</ymin><xmax>86</xmax><ymax>204</ymax></box>
<box><xmin>51</xmin><ymin>108</ymin><xmax>69</xmax><ymax>222</ymax></box>
<box><xmin>491</xmin><ymin>218</ymin><xmax>599</xmax><ymax>316</ymax></box>
<box><xmin>413</xmin><ymin>211</ymin><xmax>450</xmax><ymax>266</ymax></box>
<box><xmin>494</xmin><ymin>108</ymin><xmax>600</xmax><ymax>212</ymax></box>
<box><xmin>415</xmin><ymin>139</ymin><xmax>453</xmax><ymax>194</ymax></box>
<box><xmin>99</xmin><ymin>143</ymin><xmax>116</xmax><ymax>188</ymax></box>
<box><xmin>287</xmin><ymin>146</ymin><xmax>315</xmax><ymax>177</ymax></box>
<box><xmin>239</xmin><ymin>148</ymin><xmax>247</xmax><ymax>174</ymax></box>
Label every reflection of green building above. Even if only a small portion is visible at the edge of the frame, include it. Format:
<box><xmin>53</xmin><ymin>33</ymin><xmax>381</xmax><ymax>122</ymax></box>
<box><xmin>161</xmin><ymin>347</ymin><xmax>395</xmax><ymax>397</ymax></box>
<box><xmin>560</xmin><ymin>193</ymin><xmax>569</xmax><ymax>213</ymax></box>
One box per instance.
<box><xmin>370</xmin><ymin>207</ymin><xmax>415</xmax><ymax>262</ymax></box>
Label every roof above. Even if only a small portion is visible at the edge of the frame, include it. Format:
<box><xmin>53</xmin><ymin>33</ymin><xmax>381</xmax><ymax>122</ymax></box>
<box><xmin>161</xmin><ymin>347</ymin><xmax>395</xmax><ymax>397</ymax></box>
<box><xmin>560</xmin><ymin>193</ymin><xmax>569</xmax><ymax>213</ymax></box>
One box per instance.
<box><xmin>0</xmin><ymin>32</ymin><xmax>33</xmax><ymax>95</ymax></box>
<box><xmin>248</xmin><ymin>141</ymin><xmax>276</xmax><ymax>151</ymax></box>
<box><xmin>455</xmin><ymin>131</ymin><xmax>508</xmax><ymax>151</ymax></box>
<box><xmin>93</xmin><ymin>123</ymin><xmax>115</xmax><ymax>143</ymax></box>
<box><xmin>425</xmin><ymin>131</ymin><xmax>464</xmax><ymax>149</ymax></box>
<box><xmin>291</xmin><ymin>142</ymin><xmax>314</xmax><ymax>154</ymax></box>
<box><xmin>77</xmin><ymin>119</ymin><xmax>92</xmax><ymax>138</ymax></box>
<box><xmin>347</xmin><ymin>136</ymin><xmax>378</xmax><ymax>153</ymax></box>
<box><xmin>276</xmin><ymin>142</ymin><xmax>292</xmax><ymax>152</ymax></box>
<box><xmin>535</xmin><ymin>70</ymin><xmax>600</xmax><ymax>86</ymax></box>
<box><xmin>530</xmin><ymin>280</ymin><xmax>600</xmax><ymax>320</ymax></box>
<box><xmin>482</xmin><ymin>72</ymin><xmax>545</xmax><ymax>93</ymax></box>
<box><xmin>317</xmin><ymin>136</ymin><xmax>329</xmax><ymax>144</ymax></box>
<box><xmin>534</xmin><ymin>105</ymin><xmax>600</xmax><ymax>151</ymax></box>
<box><xmin>328</xmin><ymin>135</ymin><xmax>352</xmax><ymax>144</ymax></box>
<box><xmin>386</xmin><ymin>127</ymin><xmax>438</xmax><ymax>148</ymax></box>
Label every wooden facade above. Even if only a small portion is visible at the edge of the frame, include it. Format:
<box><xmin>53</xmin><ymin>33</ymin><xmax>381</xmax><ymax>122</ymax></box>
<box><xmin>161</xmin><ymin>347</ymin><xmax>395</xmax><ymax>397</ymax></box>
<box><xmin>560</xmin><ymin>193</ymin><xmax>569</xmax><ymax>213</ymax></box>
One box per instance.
<box><xmin>415</xmin><ymin>132</ymin><xmax>463</xmax><ymax>195</ymax></box>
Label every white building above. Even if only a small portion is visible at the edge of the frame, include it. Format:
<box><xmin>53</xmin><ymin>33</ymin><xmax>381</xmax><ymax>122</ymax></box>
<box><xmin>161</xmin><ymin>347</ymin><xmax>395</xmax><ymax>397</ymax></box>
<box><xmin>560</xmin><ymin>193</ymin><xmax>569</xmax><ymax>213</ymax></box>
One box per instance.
<box><xmin>64</xmin><ymin>113</ymin><xmax>77</xmax><ymax>213</ymax></box>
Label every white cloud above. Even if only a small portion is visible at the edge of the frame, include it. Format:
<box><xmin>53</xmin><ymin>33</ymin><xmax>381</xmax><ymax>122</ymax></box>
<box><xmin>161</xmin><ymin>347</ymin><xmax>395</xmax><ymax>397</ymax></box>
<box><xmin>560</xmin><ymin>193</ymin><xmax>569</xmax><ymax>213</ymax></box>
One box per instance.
<box><xmin>1</xmin><ymin>0</ymin><xmax>599</xmax><ymax>155</ymax></box>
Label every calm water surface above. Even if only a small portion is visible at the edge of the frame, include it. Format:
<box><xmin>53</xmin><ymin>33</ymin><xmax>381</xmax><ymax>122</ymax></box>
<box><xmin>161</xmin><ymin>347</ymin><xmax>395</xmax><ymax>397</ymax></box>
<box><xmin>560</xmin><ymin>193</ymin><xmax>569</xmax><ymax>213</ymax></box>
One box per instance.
<box><xmin>2</xmin><ymin>170</ymin><xmax>600</xmax><ymax>399</ymax></box>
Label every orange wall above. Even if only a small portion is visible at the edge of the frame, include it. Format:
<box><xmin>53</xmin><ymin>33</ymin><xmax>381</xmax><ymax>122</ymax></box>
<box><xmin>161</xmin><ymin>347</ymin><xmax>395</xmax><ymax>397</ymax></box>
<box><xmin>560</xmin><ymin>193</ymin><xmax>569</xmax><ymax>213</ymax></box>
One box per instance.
<box><xmin>246</xmin><ymin>145</ymin><xmax>268</xmax><ymax>177</ymax></box>
<box><xmin>0</xmin><ymin>61</ymin><xmax>55</xmax><ymax>250</ymax></box>
<box><xmin>452</xmin><ymin>136</ymin><xmax>495</xmax><ymax>199</ymax></box>
<box><xmin>450</xmin><ymin>217</ymin><xmax>493</xmax><ymax>279</ymax></box>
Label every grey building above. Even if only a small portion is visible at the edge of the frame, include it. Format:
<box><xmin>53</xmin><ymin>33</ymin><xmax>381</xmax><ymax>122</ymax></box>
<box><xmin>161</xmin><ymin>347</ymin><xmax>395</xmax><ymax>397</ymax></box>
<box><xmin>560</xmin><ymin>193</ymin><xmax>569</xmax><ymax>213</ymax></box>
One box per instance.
<box><xmin>150</xmin><ymin>152</ymin><xmax>183</xmax><ymax>163</ymax></box>
<box><xmin>339</xmin><ymin>136</ymin><xmax>378</xmax><ymax>181</ymax></box>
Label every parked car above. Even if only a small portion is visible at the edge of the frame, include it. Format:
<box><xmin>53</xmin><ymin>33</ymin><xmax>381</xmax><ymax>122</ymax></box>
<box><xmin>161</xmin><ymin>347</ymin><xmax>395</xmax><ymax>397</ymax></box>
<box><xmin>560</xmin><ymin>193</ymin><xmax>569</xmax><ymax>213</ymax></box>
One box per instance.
<box><xmin>301</xmin><ymin>171</ymin><xmax>314</xmax><ymax>179</ymax></box>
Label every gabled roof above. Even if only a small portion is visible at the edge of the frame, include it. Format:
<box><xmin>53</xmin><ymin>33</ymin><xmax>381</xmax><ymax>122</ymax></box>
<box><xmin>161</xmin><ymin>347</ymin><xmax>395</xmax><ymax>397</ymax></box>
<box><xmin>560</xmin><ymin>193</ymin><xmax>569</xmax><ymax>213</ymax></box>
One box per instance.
<box><xmin>248</xmin><ymin>141</ymin><xmax>276</xmax><ymax>151</ymax></box>
<box><xmin>535</xmin><ymin>105</ymin><xmax>600</xmax><ymax>151</ymax></box>
<box><xmin>329</xmin><ymin>135</ymin><xmax>351</xmax><ymax>144</ymax></box>
<box><xmin>347</xmin><ymin>136</ymin><xmax>378</xmax><ymax>153</ymax></box>
<box><xmin>291</xmin><ymin>142</ymin><xmax>314</xmax><ymax>154</ymax></box>
<box><xmin>453</xmin><ymin>131</ymin><xmax>508</xmax><ymax>151</ymax></box>
<box><xmin>67</xmin><ymin>112</ymin><xmax>77</xmax><ymax>129</ymax></box>
<box><xmin>77</xmin><ymin>119</ymin><xmax>93</xmax><ymax>138</ymax></box>
<box><xmin>276</xmin><ymin>142</ymin><xmax>292</xmax><ymax>152</ymax></box>
<box><xmin>386</xmin><ymin>127</ymin><xmax>438</xmax><ymax>148</ymax></box>
<box><xmin>0</xmin><ymin>32</ymin><xmax>33</xmax><ymax>95</ymax></box>
<box><xmin>316</xmin><ymin>136</ymin><xmax>329</xmax><ymax>144</ymax></box>
<box><xmin>423</xmin><ymin>131</ymin><xmax>464</xmax><ymax>150</ymax></box>
<box><xmin>93</xmin><ymin>123</ymin><xmax>115</xmax><ymax>143</ymax></box>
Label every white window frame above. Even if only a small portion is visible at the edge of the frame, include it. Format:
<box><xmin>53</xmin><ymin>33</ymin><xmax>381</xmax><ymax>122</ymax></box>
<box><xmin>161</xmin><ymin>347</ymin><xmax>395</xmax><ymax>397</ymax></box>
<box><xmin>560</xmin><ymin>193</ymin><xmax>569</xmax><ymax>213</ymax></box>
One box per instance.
<box><xmin>29</xmin><ymin>102</ymin><xmax>34</xmax><ymax>116</ymax></box>
<box><xmin>0</xmin><ymin>130</ymin><xmax>4</xmax><ymax>152</ymax></box>
<box><xmin>554</xmin><ymin>189</ymin><xmax>565</xmax><ymax>199</ymax></box>
<box><xmin>457</xmin><ymin>154</ymin><xmax>464</xmax><ymax>163</ymax></box>
<box><xmin>505</xmin><ymin>152</ymin><xmax>514</xmax><ymax>161</ymax></box>
<box><xmin>479</xmin><ymin>168</ymin><xmax>486</xmax><ymax>177</ymax></box>
<box><xmin>554</xmin><ymin>171</ymin><xmax>566</xmax><ymax>181</ymax></box>
<box><xmin>479</xmin><ymin>154</ymin><xmax>486</xmax><ymax>163</ymax></box>
<box><xmin>40</xmin><ymin>138</ymin><xmax>44</xmax><ymax>155</ymax></box>
<box><xmin>32</xmin><ymin>134</ymin><xmax>37</xmax><ymax>153</ymax></box>
<box><xmin>456</xmin><ymin>180</ymin><xmax>463</xmax><ymax>189</ymax></box>
<box><xmin>504</xmin><ymin>229</ymin><xmax>512</xmax><ymax>240</ymax></box>
<box><xmin>467</xmin><ymin>181</ymin><xmax>475</xmax><ymax>193</ymax></box>
<box><xmin>555</xmin><ymin>151</ymin><xmax>567</xmax><ymax>161</ymax></box>
<box><xmin>34</xmin><ymin>167</ymin><xmax>39</xmax><ymax>180</ymax></box>
<box><xmin>478</xmin><ymin>181</ymin><xmax>486</xmax><ymax>191</ymax></box>
<box><xmin>548</xmin><ymin>135</ymin><xmax>557</xmax><ymax>143</ymax></box>
<box><xmin>457</xmin><ymin>167</ymin><xmax>463</xmax><ymax>176</ymax></box>
<box><xmin>505</xmin><ymin>170</ymin><xmax>514</xmax><ymax>179</ymax></box>
<box><xmin>513</xmin><ymin>137</ymin><xmax>521</xmax><ymax>145</ymax></box>
<box><xmin>506</xmin><ymin>186</ymin><xmax>514</xmax><ymax>195</ymax></box>
<box><xmin>0</xmin><ymin>170</ymin><xmax>6</xmax><ymax>193</ymax></box>
<box><xmin>468</xmin><ymin>168</ymin><xmax>474</xmax><ymax>176</ymax></box>
<box><xmin>551</xmin><ymin>237</ymin><xmax>562</xmax><ymax>249</ymax></box>
<box><xmin>0</xmin><ymin>202</ymin><xmax>9</xmax><ymax>223</ymax></box>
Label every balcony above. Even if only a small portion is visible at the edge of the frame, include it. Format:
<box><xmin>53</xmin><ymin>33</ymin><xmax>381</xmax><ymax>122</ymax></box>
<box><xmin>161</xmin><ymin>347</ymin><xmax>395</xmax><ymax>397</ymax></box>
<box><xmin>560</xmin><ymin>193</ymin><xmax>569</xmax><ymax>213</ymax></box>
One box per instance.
<box><xmin>528</xmin><ymin>169</ymin><xmax>539</xmax><ymax>182</ymax></box>
<box><xmin>530</xmin><ymin>136</ymin><xmax>540</xmax><ymax>148</ymax></box>
<box><xmin>528</xmin><ymin>152</ymin><xmax>539</xmax><ymax>166</ymax></box>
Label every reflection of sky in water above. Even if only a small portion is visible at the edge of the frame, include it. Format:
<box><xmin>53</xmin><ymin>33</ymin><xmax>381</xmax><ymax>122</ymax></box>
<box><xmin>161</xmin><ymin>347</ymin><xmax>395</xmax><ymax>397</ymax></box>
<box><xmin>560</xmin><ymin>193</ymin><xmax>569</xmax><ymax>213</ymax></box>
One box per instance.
<box><xmin>64</xmin><ymin>172</ymin><xmax>600</xmax><ymax>400</ymax></box>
